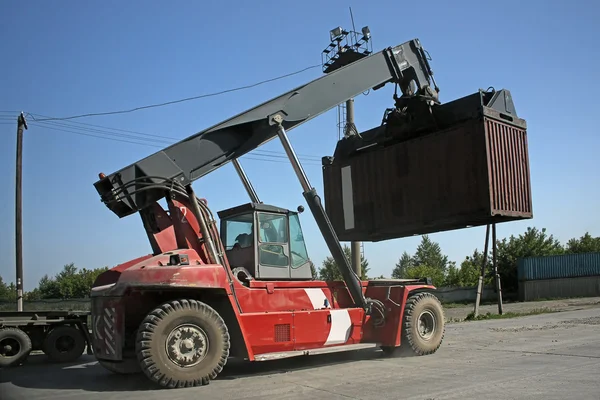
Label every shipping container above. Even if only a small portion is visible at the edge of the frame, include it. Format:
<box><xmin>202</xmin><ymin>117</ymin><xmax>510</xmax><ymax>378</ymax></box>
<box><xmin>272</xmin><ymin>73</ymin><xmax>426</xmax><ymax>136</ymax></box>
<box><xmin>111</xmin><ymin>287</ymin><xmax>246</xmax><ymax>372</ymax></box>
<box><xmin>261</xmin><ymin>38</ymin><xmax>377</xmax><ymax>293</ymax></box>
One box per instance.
<box><xmin>518</xmin><ymin>276</ymin><xmax>600</xmax><ymax>302</ymax></box>
<box><xmin>517</xmin><ymin>252</ymin><xmax>600</xmax><ymax>281</ymax></box>
<box><xmin>322</xmin><ymin>89</ymin><xmax>533</xmax><ymax>242</ymax></box>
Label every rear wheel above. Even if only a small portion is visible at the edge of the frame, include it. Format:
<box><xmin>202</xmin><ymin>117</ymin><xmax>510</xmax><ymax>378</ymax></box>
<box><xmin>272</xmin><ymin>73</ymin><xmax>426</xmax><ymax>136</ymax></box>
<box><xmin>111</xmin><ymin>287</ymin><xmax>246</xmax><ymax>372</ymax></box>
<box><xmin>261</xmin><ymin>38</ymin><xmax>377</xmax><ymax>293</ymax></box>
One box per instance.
<box><xmin>0</xmin><ymin>327</ymin><xmax>32</xmax><ymax>367</ymax></box>
<box><xmin>135</xmin><ymin>299</ymin><xmax>230</xmax><ymax>388</ymax></box>
<box><xmin>381</xmin><ymin>292</ymin><xmax>445</xmax><ymax>357</ymax></box>
<box><xmin>43</xmin><ymin>325</ymin><xmax>86</xmax><ymax>363</ymax></box>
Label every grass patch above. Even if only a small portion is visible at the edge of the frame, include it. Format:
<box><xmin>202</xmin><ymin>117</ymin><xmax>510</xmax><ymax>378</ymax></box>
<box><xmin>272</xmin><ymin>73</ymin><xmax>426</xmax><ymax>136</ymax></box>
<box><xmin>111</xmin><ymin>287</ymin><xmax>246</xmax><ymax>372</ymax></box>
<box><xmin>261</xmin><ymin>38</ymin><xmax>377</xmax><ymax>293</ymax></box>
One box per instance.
<box><xmin>463</xmin><ymin>307</ymin><xmax>554</xmax><ymax>321</ymax></box>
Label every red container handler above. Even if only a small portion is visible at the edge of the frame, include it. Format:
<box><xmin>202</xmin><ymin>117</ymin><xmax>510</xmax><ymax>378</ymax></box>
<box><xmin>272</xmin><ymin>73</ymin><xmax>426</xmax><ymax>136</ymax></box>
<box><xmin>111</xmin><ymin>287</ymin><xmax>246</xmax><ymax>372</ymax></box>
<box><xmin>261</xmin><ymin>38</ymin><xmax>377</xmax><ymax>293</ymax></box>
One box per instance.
<box><xmin>322</xmin><ymin>89</ymin><xmax>533</xmax><ymax>242</ymax></box>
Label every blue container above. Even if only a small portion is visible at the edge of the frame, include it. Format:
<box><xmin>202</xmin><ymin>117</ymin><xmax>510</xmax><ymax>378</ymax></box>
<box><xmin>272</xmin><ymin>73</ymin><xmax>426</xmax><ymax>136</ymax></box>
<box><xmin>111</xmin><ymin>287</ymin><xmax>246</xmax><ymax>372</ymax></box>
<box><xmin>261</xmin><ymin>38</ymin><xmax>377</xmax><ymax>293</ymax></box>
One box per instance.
<box><xmin>518</xmin><ymin>253</ymin><xmax>600</xmax><ymax>281</ymax></box>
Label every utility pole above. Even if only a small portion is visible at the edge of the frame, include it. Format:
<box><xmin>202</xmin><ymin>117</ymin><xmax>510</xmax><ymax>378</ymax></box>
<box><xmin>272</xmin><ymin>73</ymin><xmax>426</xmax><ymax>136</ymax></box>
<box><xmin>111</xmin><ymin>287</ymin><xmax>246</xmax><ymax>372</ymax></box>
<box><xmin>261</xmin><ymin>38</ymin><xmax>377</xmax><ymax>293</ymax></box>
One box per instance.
<box><xmin>345</xmin><ymin>98</ymin><xmax>362</xmax><ymax>278</ymax></box>
<box><xmin>15</xmin><ymin>112</ymin><xmax>28</xmax><ymax>312</ymax></box>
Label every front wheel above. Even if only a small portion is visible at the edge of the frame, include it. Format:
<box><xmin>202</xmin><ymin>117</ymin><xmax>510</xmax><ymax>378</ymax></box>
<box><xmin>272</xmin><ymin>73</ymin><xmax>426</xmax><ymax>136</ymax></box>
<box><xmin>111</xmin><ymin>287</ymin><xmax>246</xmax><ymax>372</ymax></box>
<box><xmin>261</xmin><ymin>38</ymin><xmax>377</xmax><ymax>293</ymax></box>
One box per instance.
<box><xmin>135</xmin><ymin>299</ymin><xmax>230</xmax><ymax>389</ymax></box>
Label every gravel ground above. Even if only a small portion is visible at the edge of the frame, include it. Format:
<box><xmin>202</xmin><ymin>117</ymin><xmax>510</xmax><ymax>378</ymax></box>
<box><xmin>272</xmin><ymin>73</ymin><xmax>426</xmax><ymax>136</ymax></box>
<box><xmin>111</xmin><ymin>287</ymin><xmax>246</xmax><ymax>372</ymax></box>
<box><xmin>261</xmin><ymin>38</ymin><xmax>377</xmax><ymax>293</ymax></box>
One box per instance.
<box><xmin>2</xmin><ymin>302</ymin><xmax>600</xmax><ymax>400</ymax></box>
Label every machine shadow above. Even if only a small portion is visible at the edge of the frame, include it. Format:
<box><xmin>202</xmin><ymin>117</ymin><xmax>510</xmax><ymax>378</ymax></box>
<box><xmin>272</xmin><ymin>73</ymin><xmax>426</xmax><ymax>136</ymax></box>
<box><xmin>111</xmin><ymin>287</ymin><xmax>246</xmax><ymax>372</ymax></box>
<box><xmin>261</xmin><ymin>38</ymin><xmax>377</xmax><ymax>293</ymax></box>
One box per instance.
<box><xmin>0</xmin><ymin>347</ymin><xmax>402</xmax><ymax>392</ymax></box>
<box><xmin>0</xmin><ymin>354</ymin><xmax>152</xmax><ymax>392</ymax></box>
<box><xmin>219</xmin><ymin>346</ymin><xmax>396</xmax><ymax>380</ymax></box>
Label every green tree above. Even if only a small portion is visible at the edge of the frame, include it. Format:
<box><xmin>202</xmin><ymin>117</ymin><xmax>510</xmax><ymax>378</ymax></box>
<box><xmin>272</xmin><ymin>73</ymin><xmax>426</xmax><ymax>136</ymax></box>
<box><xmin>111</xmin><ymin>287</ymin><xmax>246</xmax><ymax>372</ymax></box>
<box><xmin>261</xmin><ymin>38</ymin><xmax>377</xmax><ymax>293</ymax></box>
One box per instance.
<box><xmin>446</xmin><ymin>249</ymin><xmax>492</xmax><ymax>287</ymax></box>
<box><xmin>37</xmin><ymin>263</ymin><xmax>109</xmax><ymax>299</ymax></box>
<box><xmin>564</xmin><ymin>232</ymin><xmax>600</xmax><ymax>254</ymax></box>
<box><xmin>391</xmin><ymin>236</ymin><xmax>450</xmax><ymax>287</ymax></box>
<box><xmin>496</xmin><ymin>227</ymin><xmax>564</xmax><ymax>291</ymax></box>
<box><xmin>403</xmin><ymin>264</ymin><xmax>446</xmax><ymax>287</ymax></box>
<box><xmin>310</xmin><ymin>262</ymin><xmax>318</xmax><ymax>279</ymax></box>
<box><xmin>444</xmin><ymin>263</ymin><xmax>460</xmax><ymax>286</ymax></box>
<box><xmin>412</xmin><ymin>235</ymin><xmax>449</xmax><ymax>275</ymax></box>
<box><xmin>318</xmin><ymin>245</ymin><xmax>370</xmax><ymax>281</ymax></box>
<box><xmin>0</xmin><ymin>276</ymin><xmax>15</xmax><ymax>301</ymax></box>
<box><xmin>391</xmin><ymin>251</ymin><xmax>413</xmax><ymax>278</ymax></box>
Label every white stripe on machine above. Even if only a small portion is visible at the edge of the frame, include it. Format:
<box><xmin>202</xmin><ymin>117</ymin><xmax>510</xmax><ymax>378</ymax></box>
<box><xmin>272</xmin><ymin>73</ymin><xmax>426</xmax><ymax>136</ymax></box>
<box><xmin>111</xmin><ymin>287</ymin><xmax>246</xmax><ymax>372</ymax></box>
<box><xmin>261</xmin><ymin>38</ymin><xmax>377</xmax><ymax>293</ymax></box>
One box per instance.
<box><xmin>325</xmin><ymin>309</ymin><xmax>352</xmax><ymax>346</ymax></box>
<box><xmin>304</xmin><ymin>288</ymin><xmax>330</xmax><ymax>309</ymax></box>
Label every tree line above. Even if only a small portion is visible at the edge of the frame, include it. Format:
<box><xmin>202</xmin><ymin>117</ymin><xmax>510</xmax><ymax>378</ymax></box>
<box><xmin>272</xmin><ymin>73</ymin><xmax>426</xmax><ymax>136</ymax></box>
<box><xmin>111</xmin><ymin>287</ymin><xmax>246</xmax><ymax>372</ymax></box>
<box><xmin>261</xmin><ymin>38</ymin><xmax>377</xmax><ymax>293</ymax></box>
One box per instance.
<box><xmin>1</xmin><ymin>227</ymin><xmax>599</xmax><ymax>301</ymax></box>
<box><xmin>314</xmin><ymin>227</ymin><xmax>600</xmax><ymax>292</ymax></box>
<box><xmin>0</xmin><ymin>263</ymin><xmax>108</xmax><ymax>301</ymax></box>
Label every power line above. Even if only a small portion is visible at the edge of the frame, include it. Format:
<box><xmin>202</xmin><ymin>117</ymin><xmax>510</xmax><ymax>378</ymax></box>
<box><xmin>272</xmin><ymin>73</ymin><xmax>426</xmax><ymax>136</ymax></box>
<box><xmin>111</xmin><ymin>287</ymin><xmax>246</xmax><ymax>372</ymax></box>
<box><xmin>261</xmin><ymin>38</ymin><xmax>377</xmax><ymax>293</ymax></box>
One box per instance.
<box><xmin>26</xmin><ymin>121</ymin><xmax>323</xmax><ymax>165</ymax></box>
<box><xmin>21</xmin><ymin>112</ymin><xmax>323</xmax><ymax>160</ymax></box>
<box><xmin>26</xmin><ymin>112</ymin><xmax>178</xmax><ymax>141</ymax></box>
<box><xmin>28</xmin><ymin>64</ymin><xmax>321</xmax><ymax>122</ymax></box>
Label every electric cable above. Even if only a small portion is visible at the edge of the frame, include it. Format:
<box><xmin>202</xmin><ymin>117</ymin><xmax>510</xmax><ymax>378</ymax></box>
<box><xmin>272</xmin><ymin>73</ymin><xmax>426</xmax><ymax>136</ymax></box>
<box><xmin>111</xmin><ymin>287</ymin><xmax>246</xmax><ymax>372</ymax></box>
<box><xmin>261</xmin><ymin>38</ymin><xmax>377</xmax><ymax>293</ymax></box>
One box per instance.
<box><xmin>25</xmin><ymin>64</ymin><xmax>321</xmax><ymax>122</ymax></box>
<box><xmin>26</xmin><ymin>121</ymin><xmax>322</xmax><ymax>165</ymax></box>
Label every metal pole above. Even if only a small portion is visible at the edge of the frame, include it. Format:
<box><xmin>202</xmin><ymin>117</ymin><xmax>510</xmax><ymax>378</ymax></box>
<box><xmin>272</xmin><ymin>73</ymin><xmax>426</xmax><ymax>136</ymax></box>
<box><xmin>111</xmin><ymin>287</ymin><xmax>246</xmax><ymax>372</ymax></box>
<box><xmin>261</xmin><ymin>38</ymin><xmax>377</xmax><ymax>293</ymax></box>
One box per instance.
<box><xmin>492</xmin><ymin>223</ymin><xmax>503</xmax><ymax>314</ymax></box>
<box><xmin>272</xmin><ymin>115</ymin><xmax>367</xmax><ymax>309</ymax></box>
<box><xmin>346</xmin><ymin>98</ymin><xmax>362</xmax><ymax>279</ymax></box>
<box><xmin>15</xmin><ymin>112</ymin><xmax>27</xmax><ymax>312</ymax></box>
<box><xmin>232</xmin><ymin>159</ymin><xmax>261</xmax><ymax>203</ymax></box>
<box><xmin>473</xmin><ymin>224</ymin><xmax>490</xmax><ymax>317</ymax></box>
<box><xmin>273</xmin><ymin>120</ymin><xmax>312</xmax><ymax>194</ymax></box>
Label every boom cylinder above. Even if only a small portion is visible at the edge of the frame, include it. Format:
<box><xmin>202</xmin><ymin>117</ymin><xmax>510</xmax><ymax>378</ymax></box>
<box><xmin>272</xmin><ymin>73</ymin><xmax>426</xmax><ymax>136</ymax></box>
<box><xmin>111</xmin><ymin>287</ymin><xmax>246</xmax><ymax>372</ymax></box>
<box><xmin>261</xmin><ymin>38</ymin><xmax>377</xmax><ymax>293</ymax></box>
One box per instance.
<box><xmin>232</xmin><ymin>159</ymin><xmax>261</xmax><ymax>203</ymax></box>
<box><xmin>274</xmin><ymin>120</ymin><xmax>367</xmax><ymax>310</ymax></box>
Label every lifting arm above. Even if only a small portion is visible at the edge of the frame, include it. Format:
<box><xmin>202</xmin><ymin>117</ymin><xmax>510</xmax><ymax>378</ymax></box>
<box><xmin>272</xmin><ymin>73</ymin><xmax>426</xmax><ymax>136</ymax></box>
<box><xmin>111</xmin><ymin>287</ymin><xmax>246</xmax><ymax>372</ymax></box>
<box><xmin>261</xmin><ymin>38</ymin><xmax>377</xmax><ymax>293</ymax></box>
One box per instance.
<box><xmin>94</xmin><ymin>38</ymin><xmax>437</xmax><ymax>218</ymax></box>
<box><xmin>94</xmin><ymin>38</ymin><xmax>438</xmax><ymax>312</ymax></box>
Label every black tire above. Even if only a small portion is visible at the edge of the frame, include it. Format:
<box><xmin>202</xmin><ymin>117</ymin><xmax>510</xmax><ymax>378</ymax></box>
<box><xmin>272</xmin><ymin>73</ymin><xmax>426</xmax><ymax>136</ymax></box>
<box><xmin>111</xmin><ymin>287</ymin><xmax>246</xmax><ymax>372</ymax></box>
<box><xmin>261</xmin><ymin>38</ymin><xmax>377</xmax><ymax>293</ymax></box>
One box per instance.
<box><xmin>43</xmin><ymin>325</ymin><xmax>86</xmax><ymax>363</ymax></box>
<box><xmin>0</xmin><ymin>327</ymin><xmax>32</xmax><ymax>368</ymax></box>
<box><xmin>98</xmin><ymin>358</ymin><xmax>142</xmax><ymax>374</ymax></box>
<box><xmin>380</xmin><ymin>292</ymin><xmax>445</xmax><ymax>357</ymax></box>
<box><xmin>135</xmin><ymin>299</ymin><xmax>230</xmax><ymax>389</ymax></box>
<box><xmin>401</xmin><ymin>292</ymin><xmax>445</xmax><ymax>355</ymax></box>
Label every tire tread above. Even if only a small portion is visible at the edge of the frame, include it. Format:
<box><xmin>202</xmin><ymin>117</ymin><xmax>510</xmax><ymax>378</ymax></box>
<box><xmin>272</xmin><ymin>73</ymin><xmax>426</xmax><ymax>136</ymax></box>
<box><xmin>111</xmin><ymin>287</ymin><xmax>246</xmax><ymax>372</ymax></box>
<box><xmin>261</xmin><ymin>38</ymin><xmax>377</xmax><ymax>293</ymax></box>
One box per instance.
<box><xmin>402</xmin><ymin>291</ymin><xmax>445</xmax><ymax>356</ymax></box>
<box><xmin>135</xmin><ymin>299</ymin><xmax>230</xmax><ymax>388</ymax></box>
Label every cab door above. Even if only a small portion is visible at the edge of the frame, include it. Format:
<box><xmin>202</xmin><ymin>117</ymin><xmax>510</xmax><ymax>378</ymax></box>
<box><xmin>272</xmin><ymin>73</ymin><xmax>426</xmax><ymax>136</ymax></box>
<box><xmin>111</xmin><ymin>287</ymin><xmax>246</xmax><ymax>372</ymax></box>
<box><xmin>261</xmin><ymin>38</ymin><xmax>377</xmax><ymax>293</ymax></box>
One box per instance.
<box><xmin>255</xmin><ymin>212</ymin><xmax>291</xmax><ymax>279</ymax></box>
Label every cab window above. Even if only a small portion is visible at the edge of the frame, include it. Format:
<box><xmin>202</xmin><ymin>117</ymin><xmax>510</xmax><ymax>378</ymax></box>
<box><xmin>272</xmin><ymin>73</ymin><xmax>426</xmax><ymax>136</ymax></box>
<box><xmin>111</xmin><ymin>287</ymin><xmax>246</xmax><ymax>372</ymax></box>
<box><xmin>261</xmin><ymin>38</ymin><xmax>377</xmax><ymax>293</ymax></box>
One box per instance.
<box><xmin>289</xmin><ymin>213</ymin><xmax>309</xmax><ymax>267</ymax></box>
<box><xmin>224</xmin><ymin>214</ymin><xmax>254</xmax><ymax>250</ymax></box>
<box><xmin>257</xmin><ymin>213</ymin><xmax>288</xmax><ymax>243</ymax></box>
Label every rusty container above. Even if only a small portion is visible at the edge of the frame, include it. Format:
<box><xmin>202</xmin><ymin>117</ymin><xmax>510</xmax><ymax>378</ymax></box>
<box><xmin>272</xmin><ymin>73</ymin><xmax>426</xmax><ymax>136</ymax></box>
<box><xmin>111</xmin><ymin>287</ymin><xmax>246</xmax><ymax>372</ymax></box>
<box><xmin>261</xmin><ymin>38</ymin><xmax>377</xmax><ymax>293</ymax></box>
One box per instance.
<box><xmin>322</xmin><ymin>89</ymin><xmax>532</xmax><ymax>242</ymax></box>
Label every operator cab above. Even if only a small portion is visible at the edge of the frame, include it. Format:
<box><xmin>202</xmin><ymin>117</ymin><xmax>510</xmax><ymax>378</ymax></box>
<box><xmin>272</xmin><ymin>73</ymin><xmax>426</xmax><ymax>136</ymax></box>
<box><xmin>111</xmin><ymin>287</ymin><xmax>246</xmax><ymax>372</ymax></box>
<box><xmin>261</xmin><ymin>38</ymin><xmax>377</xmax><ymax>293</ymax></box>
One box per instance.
<box><xmin>217</xmin><ymin>202</ymin><xmax>313</xmax><ymax>281</ymax></box>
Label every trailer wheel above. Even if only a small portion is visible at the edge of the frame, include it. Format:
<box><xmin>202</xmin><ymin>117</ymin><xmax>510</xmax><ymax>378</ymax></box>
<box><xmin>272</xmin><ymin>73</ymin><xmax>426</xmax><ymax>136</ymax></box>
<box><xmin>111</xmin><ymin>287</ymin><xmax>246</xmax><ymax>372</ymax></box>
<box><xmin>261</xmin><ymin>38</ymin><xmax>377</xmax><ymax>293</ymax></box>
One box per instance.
<box><xmin>136</xmin><ymin>299</ymin><xmax>230</xmax><ymax>389</ymax></box>
<box><xmin>0</xmin><ymin>327</ymin><xmax>32</xmax><ymax>367</ymax></box>
<box><xmin>43</xmin><ymin>325</ymin><xmax>86</xmax><ymax>363</ymax></box>
<box><xmin>400</xmin><ymin>292</ymin><xmax>445</xmax><ymax>356</ymax></box>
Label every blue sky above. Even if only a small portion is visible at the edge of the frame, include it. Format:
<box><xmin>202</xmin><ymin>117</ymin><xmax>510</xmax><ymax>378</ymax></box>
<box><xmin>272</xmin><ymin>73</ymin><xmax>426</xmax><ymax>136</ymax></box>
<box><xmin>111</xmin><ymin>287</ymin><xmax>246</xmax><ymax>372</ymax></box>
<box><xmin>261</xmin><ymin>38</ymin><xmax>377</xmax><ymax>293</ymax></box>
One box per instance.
<box><xmin>1</xmin><ymin>0</ymin><xmax>598</xmax><ymax>290</ymax></box>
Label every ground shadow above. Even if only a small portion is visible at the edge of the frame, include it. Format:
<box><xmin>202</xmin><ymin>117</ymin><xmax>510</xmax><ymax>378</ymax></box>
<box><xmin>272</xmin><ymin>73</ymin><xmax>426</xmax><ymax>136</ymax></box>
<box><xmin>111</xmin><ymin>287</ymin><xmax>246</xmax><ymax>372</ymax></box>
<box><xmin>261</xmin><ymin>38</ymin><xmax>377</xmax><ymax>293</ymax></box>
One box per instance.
<box><xmin>0</xmin><ymin>354</ymin><xmax>152</xmax><ymax>392</ymax></box>
<box><xmin>0</xmin><ymin>346</ymin><xmax>403</xmax><ymax>393</ymax></box>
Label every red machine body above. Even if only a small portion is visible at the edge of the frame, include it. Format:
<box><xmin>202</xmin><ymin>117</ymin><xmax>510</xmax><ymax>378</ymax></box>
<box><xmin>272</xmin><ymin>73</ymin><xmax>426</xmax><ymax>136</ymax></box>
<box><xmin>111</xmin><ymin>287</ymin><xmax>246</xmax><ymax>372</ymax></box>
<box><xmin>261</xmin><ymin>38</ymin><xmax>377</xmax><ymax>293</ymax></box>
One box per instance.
<box><xmin>91</xmin><ymin>195</ymin><xmax>435</xmax><ymax>363</ymax></box>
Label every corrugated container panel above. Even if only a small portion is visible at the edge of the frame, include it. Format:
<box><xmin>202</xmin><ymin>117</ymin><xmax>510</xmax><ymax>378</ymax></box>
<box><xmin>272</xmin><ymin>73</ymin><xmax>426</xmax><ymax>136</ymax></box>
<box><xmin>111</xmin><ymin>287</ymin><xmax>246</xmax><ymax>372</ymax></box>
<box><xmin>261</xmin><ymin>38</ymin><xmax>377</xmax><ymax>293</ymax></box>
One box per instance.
<box><xmin>322</xmin><ymin>109</ymin><xmax>532</xmax><ymax>242</ymax></box>
<box><xmin>518</xmin><ymin>276</ymin><xmax>600</xmax><ymax>302</ymax></box>
<box><xmin>487</xmin><ymin>119</ymin><xmax>532</xmax><ymax>216</ymax></box>
<box><xmin>517</xmin><ymin>252</ymin><xmax>600</xmax><ymax>281</ymax></box>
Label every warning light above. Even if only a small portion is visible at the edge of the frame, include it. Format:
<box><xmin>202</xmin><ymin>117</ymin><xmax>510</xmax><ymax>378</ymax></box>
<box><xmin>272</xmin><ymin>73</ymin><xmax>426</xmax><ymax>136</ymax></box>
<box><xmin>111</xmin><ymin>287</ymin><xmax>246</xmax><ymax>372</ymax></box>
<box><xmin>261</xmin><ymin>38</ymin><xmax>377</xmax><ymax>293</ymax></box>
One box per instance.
<box><xmin>99</xmin><ymin>173</ymin><xmax>106</xmax><ymax>179</ymax></box>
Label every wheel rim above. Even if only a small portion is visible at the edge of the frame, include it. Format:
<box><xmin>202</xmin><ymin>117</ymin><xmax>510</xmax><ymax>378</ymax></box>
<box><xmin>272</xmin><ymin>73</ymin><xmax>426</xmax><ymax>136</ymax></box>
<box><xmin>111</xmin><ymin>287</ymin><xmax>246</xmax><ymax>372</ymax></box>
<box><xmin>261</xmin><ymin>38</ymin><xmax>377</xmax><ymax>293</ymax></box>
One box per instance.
<box><xmin>0</xmin><ymin>337</ymin><xmax>21</xmax><ymax>358</ymax></box>
<box><xmin>165</xmin><ymin>324</ymin><xmax>209</xmax><ymax>368</ymax></box>
<box><xmin>417</xmin><ymin>310</ymin><xmax>436</xmax><ymax>341</ymax></box>
<box><xmin>54</xmin><ymin>334</ymin><xmax>76</xmax><ymax>353</ymax></box>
